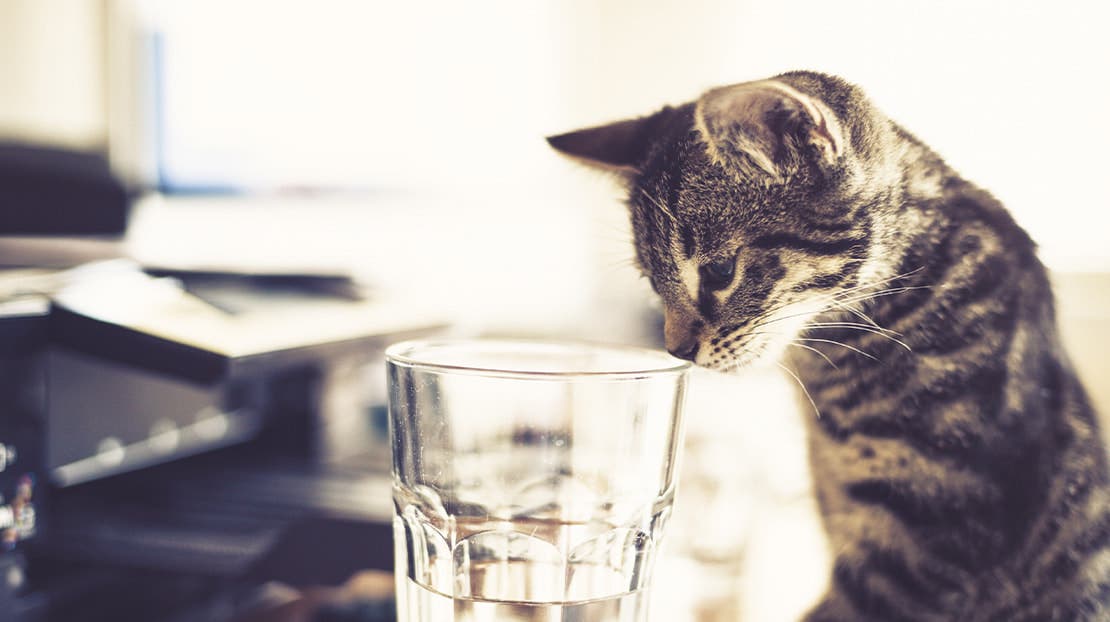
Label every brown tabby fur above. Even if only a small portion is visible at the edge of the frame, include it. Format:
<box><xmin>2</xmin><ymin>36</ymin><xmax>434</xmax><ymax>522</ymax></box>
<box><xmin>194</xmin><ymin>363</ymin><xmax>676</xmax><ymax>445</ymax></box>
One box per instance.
<box><xmin>548</xmin><ymin>71</ymin><xmax>1110</xmax><ymax>621</ymax></box>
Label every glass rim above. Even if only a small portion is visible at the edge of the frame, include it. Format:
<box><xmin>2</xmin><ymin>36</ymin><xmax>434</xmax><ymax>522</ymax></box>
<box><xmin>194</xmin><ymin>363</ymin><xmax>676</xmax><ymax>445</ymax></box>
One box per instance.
<box><xmin>384</xmin><ymin>338</ymin><xmax>691</xmax><ymax>380</ymax></box>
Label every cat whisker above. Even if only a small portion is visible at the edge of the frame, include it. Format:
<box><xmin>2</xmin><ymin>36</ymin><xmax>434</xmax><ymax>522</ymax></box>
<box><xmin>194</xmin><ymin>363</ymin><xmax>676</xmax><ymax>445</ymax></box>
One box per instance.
<box><xmin>775</xmin><ymin>360</ymin><xmax>821</xmax><ymax>419</ymax></box>
<box><xmin>592</xmin><ymin>214</ymin><xmax>635</xmax><ymax>235</ymax></box>
<box><xmin>741</xmin><ymin>325</ymin><xmax>842</xmax><ymax>370</ymax></box>
<box><xmin>750</xmin><ymin>304</ymin><xmax>892</xmax><ymax>333</ymax></box>
<box><xmin>742</xmin><ymin>267</ymin><xmax>927</xmax><ymax>332</ymax></box>
<box><xmin>822</xmin><ymin>285</ymin><xmax>932</xmax><ymax>332</ymax></box>
<box><xmin>593</xmin><ymin>230</ymin><xmax>635</xmax><ymax>246</ymax></box>
<box><xmin>825</xmin><ymin>297</ymin><xmax>884</xmax><ymax>330</ymax></box>
<box><xmin>597</xmin><ymin>235</ymin><xmax>635</xmax><ymax>247</ymax></box>
<box><xmin>828</xmin><ymin>301</ymin><xmax>875</xmax><ymax>326</ymax></box>
<box><xmin>804</xmin><ymin>321</ymin><xmax>903</xmax><ymax>337</ymax></box>
<box><xmin>748</xmin><ymin>308</ymin><xmax>910</xmax><ymax>352</ymax></box>
<box><xmin>827</xmin><ymin>265</ymin><xmax>927</xmax><ymax>299</ymax></box>
<box><xmin>831</xmin><ymin>285</ymin><xmax>932</xmax><ymax>309</ymax></box>
<box><xmin>798</xmin><ymin>269</ymin><xmax>930</xmax><ymax>320</ymax></box>
<box><xmin>601</xmin><ymin>256</ymin><xmax>639</xmax><ymax>269</ymax></box>
<box><xmin>600</xmin><ymin>261</ymin><xmax>641</xmax><ymax>275</ymax></box>
<box><xmin>764</xmin><ymin>284</ymin><xmax>927</xmax><ymax>332</ymax></box>
<box><xmin>793</xmin><ymin>266</ymin><xmax>928</xmax><ymax>314</ymax></box>
<box><xmin>804</xmin><ymin>322</ymin><xmax>913</xmax><ymax>352</ymax></box>
<box><xmin>788</xmin><ymin>342</ymin><xmax>839</xmax><ymax>369</ymax></box>
<box><xmin>724</xmin><ymin>325</ymin><xmax>822</xmax><ymax>417</ymax></box>
<box><xmin>741</xmin><ymin>315</ymin><xmax>896</xmax><ymax>359</ymax></box>
<box><xmin>796</xmin><ymin>337</ymin><xmax>879</xmax><ymax>362</ymax></box>
<box><xmin>718</xmin><ymin>268</ymin><xmax>928</xmax><ymax>360</ymax></box>
<box><xmin>748</xmin><ymin>304</ymin><xmax>834</xmax><ymax>331</ymax></box>
<box><xmin>744</xmin><ymin>302</ymin><xmax>813</xmax><ymax>334</ymax></box>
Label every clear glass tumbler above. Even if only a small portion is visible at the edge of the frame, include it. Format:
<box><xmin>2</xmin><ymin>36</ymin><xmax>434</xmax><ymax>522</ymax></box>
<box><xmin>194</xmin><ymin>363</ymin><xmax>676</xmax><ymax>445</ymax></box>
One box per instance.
<box><xmin>386</xmin><ymin>339</ymin><xmax>690</xmax><ymax>621</ymax></box>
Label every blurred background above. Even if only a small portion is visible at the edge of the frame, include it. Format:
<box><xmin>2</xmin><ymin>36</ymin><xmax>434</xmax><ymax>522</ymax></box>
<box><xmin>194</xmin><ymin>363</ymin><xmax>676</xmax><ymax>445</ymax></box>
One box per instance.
<box><xmin>0</xmin><ymin>1</ymin><xmax>1107</xmax><ymax>621</ymax></box>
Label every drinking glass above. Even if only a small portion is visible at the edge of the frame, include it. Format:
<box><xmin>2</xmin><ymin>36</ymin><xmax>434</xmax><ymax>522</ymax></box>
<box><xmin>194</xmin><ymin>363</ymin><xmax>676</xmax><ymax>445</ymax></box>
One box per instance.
<box><xmin>386</xmin><ymin>339</ymin><xmax>690</xmax><ymax>621</ymax></box>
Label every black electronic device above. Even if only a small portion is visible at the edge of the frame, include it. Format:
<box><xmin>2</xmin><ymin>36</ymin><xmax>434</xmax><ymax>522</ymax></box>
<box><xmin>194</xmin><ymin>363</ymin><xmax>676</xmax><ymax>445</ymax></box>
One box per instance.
<box><xmin>0</xmin><ymin>142</ymin><xmax>130</xmax><ymax>236</ymax></box>
<box><xmin>42</xmin><ymin>261</ymin><xmax>448</xmax><ymax>486</ymax></box>
<box><xmin>0</xmin><ymin>296</ymin><xmax>47</xmax><ymax>621</ymax></box>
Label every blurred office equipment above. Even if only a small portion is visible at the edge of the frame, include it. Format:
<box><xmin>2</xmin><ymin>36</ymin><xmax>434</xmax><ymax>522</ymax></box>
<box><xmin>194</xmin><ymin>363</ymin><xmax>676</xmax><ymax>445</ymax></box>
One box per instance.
<box><xmin>0</xmin><ymin>295</ymin><xmax>47</xmax><ymax>620</ymax></box>
<box><xmin>44</xmin><ymin>260</ymin><xmax>445</xmax><ymax>484</ymax></box>
<box><xmin>0</xmin><ymin>143</ymin><xmax>130</xmax><ymax>236</ymax></box>
<box><xmin>0</xmin><ymin>260</ymin><xmax>446</xmax><ymax>620</ymax></box>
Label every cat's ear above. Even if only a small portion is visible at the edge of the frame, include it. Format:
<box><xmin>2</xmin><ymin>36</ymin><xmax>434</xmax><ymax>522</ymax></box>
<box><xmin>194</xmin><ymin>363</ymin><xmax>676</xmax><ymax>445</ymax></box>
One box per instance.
<box><xmin>695</xmin><ymin>80</ymin><xmax>844</xmax><ymax>182</ymax></box>
<box><xmin>546</xmin><ymin>107</ymin><xmax>676</xmax><ymax>177</ymax></box>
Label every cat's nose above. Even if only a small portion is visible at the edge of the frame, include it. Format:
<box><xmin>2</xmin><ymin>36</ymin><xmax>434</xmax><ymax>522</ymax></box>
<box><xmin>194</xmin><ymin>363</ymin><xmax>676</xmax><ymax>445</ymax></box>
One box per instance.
<box><xmin>663</xmin><ymin>307</ymin><xmax>701</xmax><ymax>362</ymax></box>
<box><xmin>668</xmin><ymin>338</ymin><xmax>700</xmax><ymax>362</ymax></box>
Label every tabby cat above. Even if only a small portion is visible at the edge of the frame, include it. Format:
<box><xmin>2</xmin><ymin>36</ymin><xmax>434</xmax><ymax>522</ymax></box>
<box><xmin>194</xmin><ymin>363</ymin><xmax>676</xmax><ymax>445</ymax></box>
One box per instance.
<box><xmin>548</xmin><ymin>71</ymin><xmax>1110</xmax><ymax>621</ymax></box>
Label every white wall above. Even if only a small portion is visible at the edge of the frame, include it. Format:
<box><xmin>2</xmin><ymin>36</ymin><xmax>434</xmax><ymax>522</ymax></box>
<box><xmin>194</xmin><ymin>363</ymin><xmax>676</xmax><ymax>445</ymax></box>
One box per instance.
<box><xmin>0</xmin><ymin>0</ymin><xmax>107</xmax><ymax>149</ymax></box>
<box><xmin>146</xmin><ymin>0</ymin><xmax>575</xmax><ymax>190</ymax></box>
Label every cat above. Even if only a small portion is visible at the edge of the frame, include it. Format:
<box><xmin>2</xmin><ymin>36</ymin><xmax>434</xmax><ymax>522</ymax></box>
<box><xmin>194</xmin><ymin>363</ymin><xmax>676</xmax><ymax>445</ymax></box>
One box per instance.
<box><xmin>548</xmin><ymin>71</ymin><xmax>1110</xmax><ymax>621</ymax></box>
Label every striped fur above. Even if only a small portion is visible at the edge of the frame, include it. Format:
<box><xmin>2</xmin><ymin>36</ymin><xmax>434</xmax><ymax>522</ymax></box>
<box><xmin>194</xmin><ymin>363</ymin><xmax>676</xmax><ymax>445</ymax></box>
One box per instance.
<box><xmin>549</xmin><ymin>71</ymin><xmax>1110</xmax><ymax>620</ymax></box>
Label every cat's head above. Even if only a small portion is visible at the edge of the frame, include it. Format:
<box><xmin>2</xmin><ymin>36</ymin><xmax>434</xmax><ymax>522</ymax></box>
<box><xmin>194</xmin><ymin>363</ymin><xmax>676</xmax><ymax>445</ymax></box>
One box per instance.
<box><xmin>549</xmin><ymin>71</ymin><xmax>903</xmax><ymax>371</ymax></box>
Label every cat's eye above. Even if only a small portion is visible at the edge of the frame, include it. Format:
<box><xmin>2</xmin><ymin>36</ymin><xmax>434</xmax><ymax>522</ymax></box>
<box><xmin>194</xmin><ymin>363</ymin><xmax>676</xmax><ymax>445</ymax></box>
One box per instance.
<box><xmin>700</xmin><ymin>258</ymin><xmax>736</xmax><ymax>289</ymax></box>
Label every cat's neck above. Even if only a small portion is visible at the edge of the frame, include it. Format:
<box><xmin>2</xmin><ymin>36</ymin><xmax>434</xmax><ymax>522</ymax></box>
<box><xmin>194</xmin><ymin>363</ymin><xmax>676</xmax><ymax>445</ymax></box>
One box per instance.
<box><xmin>788</xmin><ymin>158</ymin><xmax>1047</xmax><ymax>407</ymax></box>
